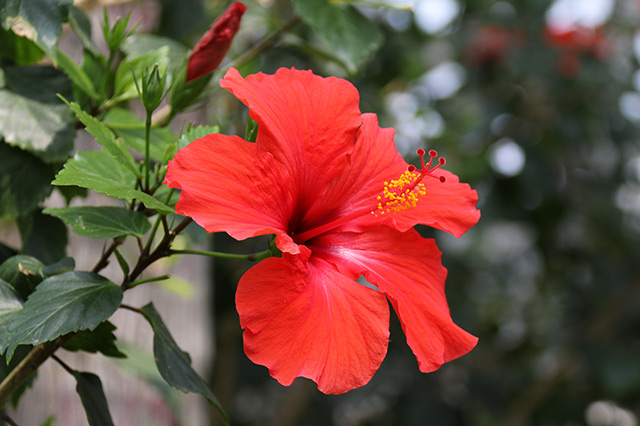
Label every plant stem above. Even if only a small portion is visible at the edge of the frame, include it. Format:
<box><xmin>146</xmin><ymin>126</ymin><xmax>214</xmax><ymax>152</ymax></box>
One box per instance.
<box><xmin>222</xmin><ymin>16</ymin><xmax>301</xmax><ymax>73</ymax></box>
<box><xmin>0</xmin><ymin>411</ymin><xmax>18</xmax><ymax>426</ymax></box>
<box><xmin>91</xmin><ymin>237</ymin><xmax>123</xmax><ymax>273</ymax></box>
<box><xmin>171</xmin><ymin>248</ymin><xmax>272</xmax><ymax>262</ymax></box>
<box><xmin>52</xmin><ymin>354</ymin><xmax>75</xmax><ymax>376</ymax></box>
<box><xmin>144</xmin><ymin>108</ymin><xmax>152</xmax><ymax>191</ymax></box>
<box><xmin>128</xmin><ymin>274</ymin><xmax>171</xmax><ymax>289</ymax></box>
<box><xmin>0</xmin><ymin>335</ymin><xmax>74</xmax><ymax>404</ymax></box>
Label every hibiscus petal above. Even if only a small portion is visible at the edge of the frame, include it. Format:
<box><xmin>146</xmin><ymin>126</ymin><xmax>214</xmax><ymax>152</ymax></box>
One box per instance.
<box><xmin>236</xmin><ymin>249</ymin><xmax>390</xmax><ymax>394</ymax></box>
<box><xmin>165</xmin><ymin>133</ymin><xmax>301</xmax><ymax>253</ymax></box>
<box><xmin>220</xmin><ymin>68</ymin><xmax>363</xmax><ymax>203</ymax></box>
<box><xmin>312</xmin><ymin>227</ymin><xmax>477</xmax><ymax>373</ymax></box>
<box><xmin>385</xmin><ymin>169</ymin><xmax>481</xmax><ymax>238</ymax></box>
<box><xmin>299</xmin><ymin>113</ymin><xmax>479</xmax><ymax>239</ymax></box>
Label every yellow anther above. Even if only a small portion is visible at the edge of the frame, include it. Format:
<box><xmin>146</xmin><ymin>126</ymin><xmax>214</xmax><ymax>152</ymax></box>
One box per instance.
<box><xmin>375</xmin><ymin>170</ymin><xmax>429</xmax><ymax>215</ymax></box>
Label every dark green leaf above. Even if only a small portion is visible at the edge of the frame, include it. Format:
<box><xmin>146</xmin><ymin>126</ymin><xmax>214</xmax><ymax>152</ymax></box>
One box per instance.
<box><xmin>113</xmin><ymin>249</ymin><xmax>129</xmax><ymax>275</ymax></box>
<box><xmin>54</xmin><ymin>49</ymin><xmax>99</xmax><ymax>99</ymax></box>
<box><xmin>60</xmin><ymin>99</ymin><xmax>140</xmax><ymax>176</ymax></box>
<box><xmin>17</xmin><ymin>210</ymin><xmax>68</xmax><ymax>265</ymax></box>
<box><xmin>0</xmin><ymin>255</ymin><xmax>45</xmax><ymax>300</ymax></box>
<box><xmin>296</xmin><ymin>0</ymin><xmax>384</xmax><ymax>74</ymax></box>
<box><xmin>0</xmin><ymin>346</ymin><xmax>36</xmax><ymax>408</ymax></box>
<box><xmin>56</xmin><ymin>185</ymin><xmax>88</xmax><ymax>205</ymax></box>
<box><xmin>0</xmin><ymin>65</ymin><xmax>74</xmax><ymax>163</ymax></box>
<box><xmin>44</xmin><ymin>206</ymin><xmax>151</xmax><ymax>239</ymax></box>
<box><xmin>0</xmin><ymin>27</ymin><xmax>45</xmax><ymax>65</ymax></box>
<box><xmin>0</xmin><ymin>142</ymin><xmax>55</xmax><ymax>220</ymax></box>
<box><xmin>0</xmin><ymin>242</ymin><xmax>17</xmax><ymax>265</ymax></box>
<box><xmin>103</xmin><ymin>107</ymin><xmax>177</xmax><ymax>161</ymax></box>
<box><xmin>52</xmin><ymin>150</ymin><xmax>173</xmax><ymax>214</ymax></box>
<box><xmin>0</xmin><ymin>278</ymin><xmax>23</xmax><ymax>354</ymax></box>
<box><xmin>0</xmin><ymin>0</ymin><xmax>72</xmax><ymax>56</ymax></box>
<box><xmin>41</xmin><ymin>257</ymin><xmax>75</xmax><ymax>277</ymax></box>
<box><xmin>5</xmin><ymin>271</ymin><xmax>123</xmax><ymax>361</ymax></box>
<box><xmin>141</xmin><ymin>303</ymin><xmax>229</xmax><ymax>425</ymax></box>
<box><xmin>74</xmin><ymin>371</ymin><xmax>115</xmax><ymax>426</ymax></box>
<box><xmin>64</xmin><ymin>321</ymin><xmax>126</xmax><ymax>358</ymax></box>
<box><xmin>67</xmin><ymin>5</ymin><xmax>100</xmax><ymax>57</ymax></box>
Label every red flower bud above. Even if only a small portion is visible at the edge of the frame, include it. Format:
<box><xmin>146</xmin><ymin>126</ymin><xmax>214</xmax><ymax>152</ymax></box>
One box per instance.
<box><xmin>186</xmin><ymin>2</ymin><xmax>247</xmax><ymax>82</ymax></box>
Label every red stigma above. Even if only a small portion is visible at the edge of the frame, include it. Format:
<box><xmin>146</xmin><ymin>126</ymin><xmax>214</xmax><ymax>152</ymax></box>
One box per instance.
<box><xmin>407</xmin><ymin>148</ymin><xmax>447</xmax><ymax>183</ymax></box>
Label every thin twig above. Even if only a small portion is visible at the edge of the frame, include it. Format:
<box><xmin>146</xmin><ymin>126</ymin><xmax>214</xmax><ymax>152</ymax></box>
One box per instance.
<box><xmin>222</xmin><ymin>16</ymin><xmax>301</xmax><ymax>73</ymax></box>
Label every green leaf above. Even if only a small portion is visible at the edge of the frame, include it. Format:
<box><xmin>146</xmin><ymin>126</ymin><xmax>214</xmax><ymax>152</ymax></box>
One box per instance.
<box><xmin>0</xmin><ymin>65</ymin><xmax>74</xmax><ymax>163</ymax></box>
<box><xmin>141</xmin><ymin>303</ymin><xmax>229</xmax><ymax>425</ymax></box>
<box><xmin>18</xmin><ymin>210</ymin><xmax>68</xmax><ymax>265</ymax></box>
<box><xmin>5</xmin><ymin>271</ymin><xmax>123</xmax><ymax>361</ymax></box>
<box><xmin>0</xmin><ymin>0</ymin><xmax>72</xmax><ymax>56</ymax></box>
<box><xmin>54</xmin><ymin>49</ymin><xmax>99</xmax><ymax>99</ymax></box>
<box><xmin>166</xmin><ymin>125</ymin><xmax>219</xmax><ymax>163</ymax></box>
<box><xmin>67</xmin><ymin>5</ymin><xmax>100</xmax><ymax>57</ymax></box>
<box><xmin>44</xmin><ymin>206</ymin><xmax>151</xmax><ymax>239</ymax></box>
<box><xmin>0</xmin><ymin>241</ymin><xmax>17</xmax><ymax>265</ymax></box>
<box><xmin>0</xmin><ymin>27</ymin><xmax>45</xmax><ymax>65</ymax></box>
<box><xmin>64</xmin><ymin>321</ymin><xmax>126</xmax><ymax>358</ymax></box>
<box><xmin>52</xmin><ymin>150</ymin><xmax>173</xmax><ymax>214</ymax></box>
<box><xmin>245</xmin><ymin>116</ymin><xmax>258</xmax><ymax>143</ymax></box>
<box><xmin>103</xmin><ymin>107</ymin><xmax>177</xmax><ymax>162</ymax></box>
<box><xmin>110</xmin><ymin>47</ymin><xmax>170</xmax><ymax>104</ymax></box>
<box><xmin>0</xmin><ymin>278</ymin><xmax>23</xmax><ymax>354</ymax></box>
<box><xmin>296</xmin><ymin>0</ymin><xmax>384</xmax><ymax>74</ymax></box>
<box><xmin>74</xmin><ymin>371</ymin><xmax>115</xmax><ymax>426</ymax></box>
<box><xmin>0</xmin><ymin>255</ymin><xmax>45</xmax><ymax>300</ymax></box>
<box><xmin>61</xmin><ymin>99</ymin><xmax>140</xmax><ymax>176</ymax></box>
<box><xmin>122</xmin><ymin>34</ymin><xmax>187</xmax><ymax>82</ymax></box>
<box><xmin>41</xmin><ymin>257</ymin><xmax>75</xmax><ymax>277</ymax></box>
<box><xmin>0</xmin><ymin>142</ymin><xmax>55</xmax><ymax>219</ymax></box>
<box><xmin>0</xmin><ymin>346</ymin><xmax>36</xmax><ymax>408</ymax></box>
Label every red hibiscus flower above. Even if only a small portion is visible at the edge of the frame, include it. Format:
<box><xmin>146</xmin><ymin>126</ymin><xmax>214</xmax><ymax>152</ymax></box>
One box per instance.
<box><xmin>165</xmin><ymin>68</ymin><xmax>480</xmax><ymax>394</ymax></box>
<box><xmin>186</xmin><ymin>2</ymin><xmax>247</xmax><ymax>82</ymax></box>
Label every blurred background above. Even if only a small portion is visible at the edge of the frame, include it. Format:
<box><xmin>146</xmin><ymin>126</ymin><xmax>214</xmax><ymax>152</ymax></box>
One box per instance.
<box><xmin>8</xmin><ymin>0</ymin><xmax>640</xmax><ymax>424</ymax></box>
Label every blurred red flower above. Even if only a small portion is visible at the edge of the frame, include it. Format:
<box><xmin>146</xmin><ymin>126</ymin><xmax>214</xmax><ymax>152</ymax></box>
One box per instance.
<box><xmin>186</xmin><ymin>2</ymin><xmax>246</xmax><ymax>82</ymax></box>
<box><xmin>166</xmin><ymin>68</ymin><xmax>480</xmax><ymax>394</ymax></box>
<box><xmin>545</xmin><ymin>25</ymin><xmax>611</xmax><ymax>77</ymax></box>
<box><xmin>466</xmin><ymin>24</ymin><xmax>526</xmax><ymax>67</ymax></box>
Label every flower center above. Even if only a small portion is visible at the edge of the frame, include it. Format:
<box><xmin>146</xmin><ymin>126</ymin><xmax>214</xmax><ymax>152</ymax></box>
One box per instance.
<box><xmin>292</xmin><ymin>149</ymin><xmax>446</xmax><ymax>244</ymax></box>
<box><xmin>374</xmin><ymin>149</ymin><xmax>445</xmax><ymax>217</ymax></box>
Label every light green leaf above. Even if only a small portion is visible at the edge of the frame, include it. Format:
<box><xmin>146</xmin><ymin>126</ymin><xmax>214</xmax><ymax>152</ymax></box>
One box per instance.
<box><xmin>5</xmin><ymin>271</ymin><xmax>123</xmax><ymax>361</ymax></box>
<box><xmin>61</xmin><ymin>99</ymin><xmax>140</xmax><ymax>176</ymax></box>
<box><xmin>52</xmin><ymin>150</ymin><xmax>173</xmax><ymax>214</ymax></box>
<box><xmin>74</xmin><ymin>371</ymin><xmax>115</xmax><ymax>426</ymax></box>
<box><xmin>0</xmin><ymin>27</ymin><xmax>45</xmax><ymax>65</ymax></box>
<box><xmin>44</xmin><ymin>206</ymin><xmax>151</xmax><ymax>239</ymax></box>
<box><xmin>103</xmin><ymin>107</ymin><xmax>177</xmax><ymax>161</ymax></box>
<box><xmin>64</xmin><ymin>321</ymin><xmax>126</xmax><ymax>358</ymax></box>
<box><xmin>54</xmin><ymin>49</ymin><xmax>99</xmax><ymax>99</ymax></box>
<box><xmin>141</xmin><ymin>303</ymin><xmax>229</xmax><ymax>425</ymax></box>
<box><xmin>111</xmin><ymin>47</ymin><xmax>170</xmax><ymax>104</ymax></box>
<box><xmin>122</xmin><ymin>34</ymin><xmax>187</xmax><ymax>77</ymax></box>
<box><xmin>0</xmin><ymin>65</ymin><xmax>74</xmax><ymax>163</ymax></box>
<box><xmin>296</xmin><ymin>0</ymin><xmax>384</xmax><ymax>74</ymax></box>
<box><xmin>0</xmin><ymin>142</ymin><xmax>55</xmax><ymax>219</ymax></box>
<box><xmin>0</xmin><ymin>0</ymin><xmax>72</xmax><ymax>56</ymax></box>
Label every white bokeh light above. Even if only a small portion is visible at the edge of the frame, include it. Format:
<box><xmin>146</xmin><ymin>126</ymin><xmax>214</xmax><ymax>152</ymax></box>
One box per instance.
<box><xmin>414</xmin><ymin>0</ymin><xmax>459</xmax><ymax>34</ymax></box>
<box><xmin>420</xmin><ymin>61</ymin><xmax>466</xmax><ymax>100</ymax></box>
<box><xmin>545</xmin><ymin>0</ymin><xmax>615</xmax><ymax>31</ymax></box>
<box><xmin>619</xmin><ymin>91</ymin><xmax>640</xmax><ymax>122</ymax></box>
<box><xmin>488</xmin><ymin>138</ymin><xmax>526</xmax><ymax>177</ymax></box>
